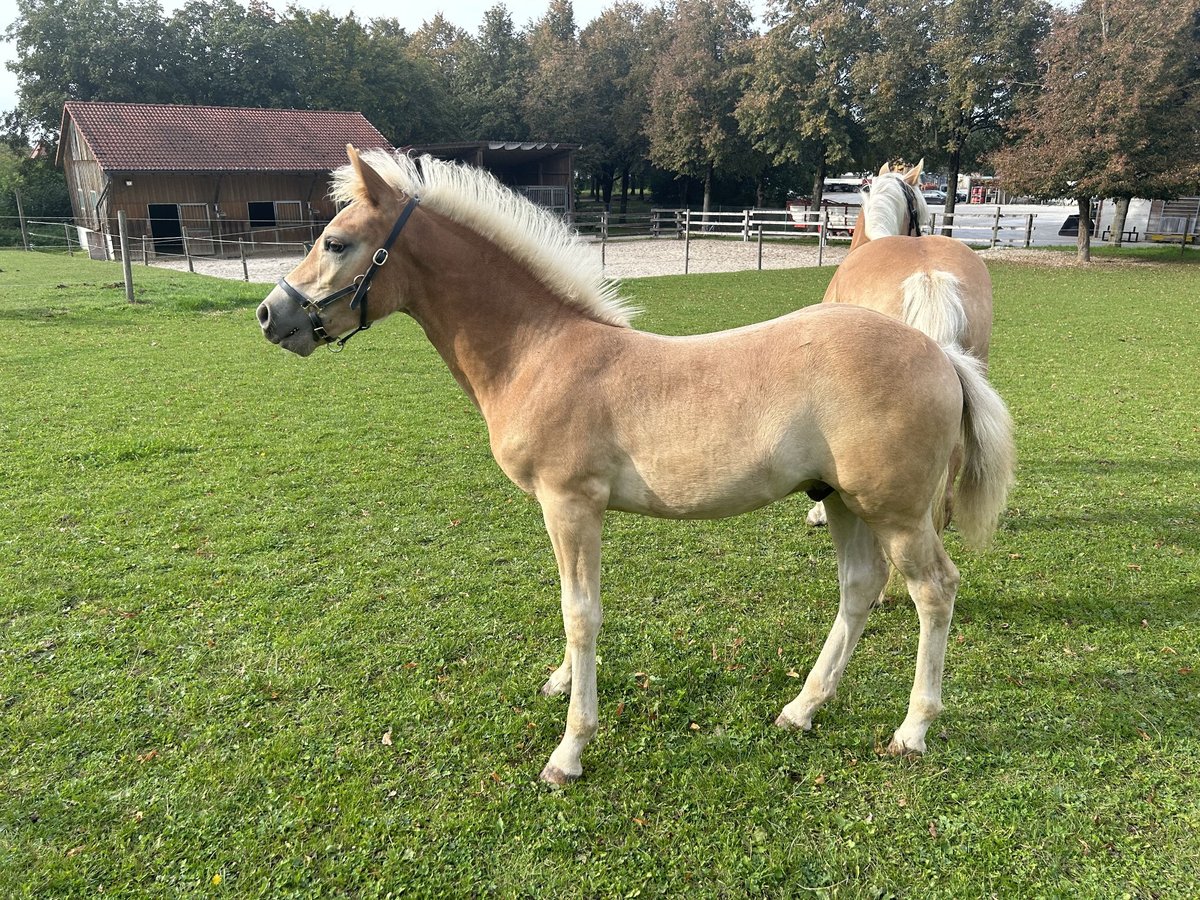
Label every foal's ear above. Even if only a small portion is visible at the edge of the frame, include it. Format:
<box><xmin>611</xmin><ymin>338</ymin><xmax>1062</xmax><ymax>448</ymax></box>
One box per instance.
<box><xmin>878</xmin><ymin>161</ymin><xmax>893</xmax><ymax>176</ymax></box>
<box><xmin>346</xmin><ymin>143</ymin><xmax>392</xmax><ymax>208</ymax></box>
<box><xmin>904</xmin><ymin>159</ymin><xmax>925</xmax><ymax>186</ymax></box>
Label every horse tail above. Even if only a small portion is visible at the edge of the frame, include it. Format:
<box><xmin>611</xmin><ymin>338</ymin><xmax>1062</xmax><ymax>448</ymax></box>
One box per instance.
<box><xmin>941</xmin><ymin>345</ymin><xmax>1015</xmax><ymax>549</ymax></box>
<box><xmin>902</xmin><ymin>271</ymin><xmax>968</xmax><ymax>348</ymax></box>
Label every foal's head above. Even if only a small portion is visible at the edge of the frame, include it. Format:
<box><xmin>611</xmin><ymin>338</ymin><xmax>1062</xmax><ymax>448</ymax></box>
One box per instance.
<box><xmin>860</xmin><ymin>159</ymin><xmax>930</xmax><ymax>241</ymax></box>
<box><xmin>257</xmin><ymin>145</ymin><xmax>411</xmax><ymax>356</ymax></box>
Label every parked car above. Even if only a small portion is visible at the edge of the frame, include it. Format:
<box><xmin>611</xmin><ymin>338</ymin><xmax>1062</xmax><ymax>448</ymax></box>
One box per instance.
<box><xmin>921</xmin><ymin>189</ymin><xmax>947</xmax><ymax>204</ymax></box>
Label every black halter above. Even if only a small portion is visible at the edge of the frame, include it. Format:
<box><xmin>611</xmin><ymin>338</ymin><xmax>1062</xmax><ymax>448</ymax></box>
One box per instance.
<box><xmin>275</xmin><ymin>196</ymin><xmax>420</xmax><ymax>351</ymax></box>
<box><xmin>899</xmin><ymin>180</ymin><xmax>923</xmax><ymax>237</ymax></box>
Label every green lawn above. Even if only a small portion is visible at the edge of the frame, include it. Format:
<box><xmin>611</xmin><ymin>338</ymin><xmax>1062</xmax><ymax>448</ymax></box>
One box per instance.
<box><xmin>1</xmin><ymin>249</ymin><xmax>1197</xmax><ymax>897</ymax></box>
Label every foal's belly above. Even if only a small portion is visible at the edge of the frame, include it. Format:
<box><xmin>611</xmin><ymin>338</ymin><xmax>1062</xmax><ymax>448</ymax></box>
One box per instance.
<box><xmin>607</xmin><ymin>455</ymin><xmax>821</xmax><ymax>520</ymax></box>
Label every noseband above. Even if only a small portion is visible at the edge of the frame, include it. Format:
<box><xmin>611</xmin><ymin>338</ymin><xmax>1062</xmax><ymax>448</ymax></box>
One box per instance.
<box><xmin>275</xmin><ymin>196</ymin><xmax>420</xmax><ymax>350</ymax></box>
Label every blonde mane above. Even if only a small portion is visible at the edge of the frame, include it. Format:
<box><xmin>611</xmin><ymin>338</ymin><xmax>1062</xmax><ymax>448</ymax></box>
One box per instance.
<box><xmin>862</xmin><ymin>174</ymin><xmax>930</xmax><ymax>240</ymax></box>
<box><xmin>331</xmin><ymin>151</ymin><xmax>637</xmax><ymax>327</ymax></box>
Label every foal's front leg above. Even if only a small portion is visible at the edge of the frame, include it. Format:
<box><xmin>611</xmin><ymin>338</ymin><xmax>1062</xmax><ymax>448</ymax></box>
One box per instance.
<box><xmin>538</xmin><ymin>494</ymin><xmax>604</xmax><ymax>786</ymax></box>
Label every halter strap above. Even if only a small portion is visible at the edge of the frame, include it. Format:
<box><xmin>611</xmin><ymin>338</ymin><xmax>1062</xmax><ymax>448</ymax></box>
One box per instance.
<box><xmin>276</xmin><ymin>195</ymin><xmax>420</xmax><ymax>350</ymax></box>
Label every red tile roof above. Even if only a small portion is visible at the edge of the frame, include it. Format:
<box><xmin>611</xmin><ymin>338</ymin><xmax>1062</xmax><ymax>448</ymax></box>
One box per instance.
<box><xmin>60</xmin><ymin>101</ymin><xmax>393</xmax><ymax>172</ymax></box>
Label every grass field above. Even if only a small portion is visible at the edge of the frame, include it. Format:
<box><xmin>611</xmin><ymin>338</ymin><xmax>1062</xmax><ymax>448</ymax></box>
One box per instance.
<box><xmin>1</xmin><ymin>248</ymin><xmax>1197</xmax><ymax>898</ymax></box>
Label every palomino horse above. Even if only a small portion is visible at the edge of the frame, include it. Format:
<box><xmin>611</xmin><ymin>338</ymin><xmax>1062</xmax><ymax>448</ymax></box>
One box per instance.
<box><xmin>807</xmin><ymin>160</ymin><xmax>995</xmax><ymax>528</ymax></box>
<box><xmin>257</xmin><ymin>147</ymin><xmax>1014</xmax><ymax>785</ymax></box>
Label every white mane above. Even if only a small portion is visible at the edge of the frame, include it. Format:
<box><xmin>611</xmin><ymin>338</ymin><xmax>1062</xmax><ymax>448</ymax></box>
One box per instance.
<box><xmin>331</xmin><ymin>151</ymin><xmax>637</xmax><ymax>327</ymax></box>
<box><xmin>861</xmin><ymin>174</ymin><xmax>930</xmax><ymax>240</ymax></box>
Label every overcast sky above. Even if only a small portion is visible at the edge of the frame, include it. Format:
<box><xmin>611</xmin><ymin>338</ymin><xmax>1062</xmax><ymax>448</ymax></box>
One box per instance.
<box><xmin>0</xmin><ymin>0</ymin><xmax>769</xmax><ymax>120</ymax></box>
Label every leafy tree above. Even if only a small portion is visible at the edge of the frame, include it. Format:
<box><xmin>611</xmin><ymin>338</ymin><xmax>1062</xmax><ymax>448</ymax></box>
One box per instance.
<box><xmin>578</xmin><ymin>2</ymin><xmax>664</xmax><ymax>211</ymax></box>
<box><xmin>737</xmin><ymin>0</ymin><xmax>868</xmax><ymax>209</ymax></box>
<box><xmin>993</xmin><ymin>0</ymin><xmax>1200</xmax><ymax>260</ymax></box>
<box><xmin>6</xmin><ymin>0</ymin><xmax>177</xmax><ymax>133</ymax></box>
<box><xmin>646</xmin><ymin>0</ymin><xmax>755</xmax><ymax>213</ymax></box>
<box><xmin>855</xmin><ymin>0</ymin><xmax>1048</xmax><ymax>232</ymax></box>
<box><xmin>458</xmin><ymin>4</ymin><xmax>533</xmax><ymax>140</ymax></box>
<box><xmin>523</xmin><ymin>0</ymin><xmax>590</xmax><ymax>142</ymax></box>
<box><xmin>409</xmin><ymin>14</ymin><xmax>476</xmax><ymax>139</ymax></box>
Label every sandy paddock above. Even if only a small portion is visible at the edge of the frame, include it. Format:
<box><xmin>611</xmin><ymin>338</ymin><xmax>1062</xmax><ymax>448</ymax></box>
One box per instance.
<box><xmin>149</xmin><ymin>236</ymin><xmax>852</xmax><ymax>283</ymax></box>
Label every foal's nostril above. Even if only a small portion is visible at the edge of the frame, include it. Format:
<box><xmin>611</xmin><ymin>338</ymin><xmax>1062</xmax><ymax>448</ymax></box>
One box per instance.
<box><xmin>256</xmin><ymin>303</ymin><xmax>270</xmax><ymax>327</ymax></box>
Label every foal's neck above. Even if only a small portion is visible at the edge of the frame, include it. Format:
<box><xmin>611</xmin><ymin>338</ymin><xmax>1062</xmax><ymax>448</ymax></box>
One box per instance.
<box><xmin>395</xmin><ymin>209</ymin><xmax>597</xmax><ymax>413</ymax></box>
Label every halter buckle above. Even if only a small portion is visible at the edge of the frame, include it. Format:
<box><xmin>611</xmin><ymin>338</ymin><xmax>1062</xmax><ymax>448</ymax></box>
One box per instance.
<box><xmin>373</xmin><ymin>248</ymin><xmax>389</xmax><ymax>266</ymax></box>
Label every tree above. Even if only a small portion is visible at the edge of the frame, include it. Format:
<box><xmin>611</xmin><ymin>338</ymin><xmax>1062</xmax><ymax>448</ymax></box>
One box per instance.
<box><xmin>409</xmin><ymin>14</ymin><xmax>476</xmax><ymax>139</ymax></box>
<box><xmin>646</xmin><ymin>0</ymin><xmax>755</xmax><ymax>213</ymax></box>
<box><xmin>6</xmin><ymin>0</ymin><xmax>178</xmax><ymax>133</ymax></box>
<box><xmin>523</xmin><ymin>0</ymin><xmax>590</xmax><ymax>142</ymax></box>
<box><xmin>993</xmin><ymin>0</ymin><xmax>1200</xmax><ymax>260</ymax></box>
<box><xmin>856</xmin><ymin>0</ymin><xmax>1049</xmax><ymax>233</ymax></box>
<box><xmin>458</xmin><ymin>5</ymin><xmax>533</xmax><ymax>140</ymax></box>
<box><xmin>578</xmin><ymin>2</ymin><xmax>664</xmax><ymax>211</ymax></box>
<box><xmin>737</xmin><ymin>0</ymin><xmax>868</xmax><ymax>209</ymax></box>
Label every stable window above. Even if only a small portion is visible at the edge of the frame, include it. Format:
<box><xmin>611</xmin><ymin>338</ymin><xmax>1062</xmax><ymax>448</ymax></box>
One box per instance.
<box><xmin>249</xmin><ymin>200</ymin><xmax>305</xmax><ymax>228</ymax></box>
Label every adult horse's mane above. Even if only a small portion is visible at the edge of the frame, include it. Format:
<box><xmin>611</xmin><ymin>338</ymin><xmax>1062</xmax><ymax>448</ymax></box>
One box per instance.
<box><xmin>861</xmin><ymin>174</ymin><xmax>930</xmax><ymax>240</ymax></box>
<box><xmin>331</xmin><ymin>150</ymin><xmax>637</xmax><ymax>327</ymax></box>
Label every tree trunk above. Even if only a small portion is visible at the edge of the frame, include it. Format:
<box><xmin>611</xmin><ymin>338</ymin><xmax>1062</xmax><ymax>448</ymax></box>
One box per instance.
<box><xmin>1076</xmin><ymin>196</ymin><xmax>1092</xmax><ymax>262</ymax></box>
<box><xmin>941</xmin><ymin>144</ymin><xmax>963</xmax><ymax>238</ymax></box>
<box><xmin>1110</xmin><ymin>196</ymin><xmax>1130</xmax><ymax>248</ymax></box>
<box><xmin>702</xmin><ymin>163</ymin><xmax>713</xmax><ymax>217</ymax></box>
<box><xmin>619</xmin><ymin>165</ymin><xmax>630</xmax><ymax>220</ymax></box>
<box><xmin>810</xmin><ymin>153</ymin><xmax>826</xmax><ymax>220</ymax></box>
<box><xmin>600</xmin><ymin>172</ymin><xmax>615</xmax><ymax>210</ymax></box>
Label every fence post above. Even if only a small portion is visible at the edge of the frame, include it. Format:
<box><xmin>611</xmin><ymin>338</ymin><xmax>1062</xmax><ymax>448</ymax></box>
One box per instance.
<box><xmin>742</xmin><ymin>209</ymin><xmax>750</xmax><ymax>242</ymax></box>
<box><xmin>991</xmin><ymin>207</ymin><xmax>1001</xmax><ymax>248</ymax></box>
<box><xmin>1024</xmin><ymin>214</ymin><xmax>1034</xmax><ymax>248</ymax></box>
<box><xmin>14</xmin><ymin>189</ymin><xmax>30</xmax><ymax>251</ymax></box>
<box><xmin>63</xmin><ymin>223</ymin><xmax>74</xmax><ymax>256</ymax></box>
<box><xmin>684</xmin><ymin>209</ymin><xmax>691</xmax><ymax>275</ymax></box>
<box><xmin>182</xmin><ymin>226</ymin><xmax>194</xmax><ymax>273</ymax></box>
<box><xmin>142</xmin><ymin>234</ymin><xmax>149</xmax><ymax>265</ymax></box>
<box><xmin>818</xmin><ymin>209</ymin><xmax>827</xmax><ymax>267</ymax></box>
<box><xmin>240</xmin><ymin>240</ymin><xmax>249</xmax><ymax>281</ymax></box>
<box><xmin>757</xmin><ymin>224</ymin><xmax>763</xmax><ymax>270</ymax></box>
<box><xmin>601</xmin><ymin>210</ymin><xmax>608</xmax><ymax>268</ymax></box>
<box><xmin>118</xmin><ymin>210</ymin><xmax>134</xmax><ymax>303</ymax></box>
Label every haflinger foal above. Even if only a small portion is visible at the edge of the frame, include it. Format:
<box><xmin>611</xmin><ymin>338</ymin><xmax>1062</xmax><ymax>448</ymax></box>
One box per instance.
<box><xmin>808</xmin><ymin>159</ymin><xmax>995</xmax><ymax>531</ymax></box>
<box><xmin>257</xmin><ymin>147</ymin><xmax>1015</xmax><ymax>785</ymax></box>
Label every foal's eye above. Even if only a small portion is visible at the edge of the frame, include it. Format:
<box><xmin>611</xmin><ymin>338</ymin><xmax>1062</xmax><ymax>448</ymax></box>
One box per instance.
<box><xmin>324</xmin><ymin>238</ymin><xmax>346</xmax><ymax>254</ymax></box>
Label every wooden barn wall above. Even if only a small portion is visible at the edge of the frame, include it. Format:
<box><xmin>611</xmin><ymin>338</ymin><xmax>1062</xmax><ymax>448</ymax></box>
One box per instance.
<box><xmin>102</xmin><ymin>172</ymin><xmax>341</xmax><ymax>250</ymax></box>
<box><xmin>62</xmin><ymin>123</ymin><xmax>106</xmax><ymax>226</ymax></box>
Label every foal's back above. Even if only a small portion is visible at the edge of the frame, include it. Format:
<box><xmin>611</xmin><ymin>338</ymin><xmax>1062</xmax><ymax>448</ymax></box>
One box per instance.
<box><xmin>823</xmin><ymin>235</ymin><xmax>993</xmax><ymax>362</ymax></box>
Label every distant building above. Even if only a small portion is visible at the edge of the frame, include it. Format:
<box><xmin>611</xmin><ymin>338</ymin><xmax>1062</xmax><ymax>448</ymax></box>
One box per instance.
<box><xmin>409</xmin><ymin>141</ymin><xmax>580</xmax><ymax>217</ymax></box>
<box><xmin>57</xmin><ymin>100</ymin><xmax>393</xmax><ymax>257</ymax></box>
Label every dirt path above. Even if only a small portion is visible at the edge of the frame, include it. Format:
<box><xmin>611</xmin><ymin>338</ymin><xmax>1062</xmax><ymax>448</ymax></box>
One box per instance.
<box><xmin>150</xmin><ymin>236</ymin><xmax>850</xmax><ymax>283</ymax></box>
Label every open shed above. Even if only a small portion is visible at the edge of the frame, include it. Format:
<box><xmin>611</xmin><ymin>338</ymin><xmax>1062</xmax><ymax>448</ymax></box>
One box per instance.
<box><xmin>57</xmin><ymin>101</ymin><xmax>394</xmax><ymax>258</ymax></box>
<box><xmin>409</xmin><ymin>141</ymin><xmax>580</xmax><ymax>216</ymax></box>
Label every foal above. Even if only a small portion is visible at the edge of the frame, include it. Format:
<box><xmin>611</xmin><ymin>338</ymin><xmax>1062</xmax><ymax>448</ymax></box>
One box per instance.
<box><xmin>258</xmin><ymin>148</ymin><xmax>1014</xmax><ymax>784</ymax></box>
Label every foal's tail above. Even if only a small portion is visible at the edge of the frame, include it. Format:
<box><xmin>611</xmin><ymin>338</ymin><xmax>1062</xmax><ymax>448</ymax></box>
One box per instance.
<box><xmin>942</xmin><ymin>346</ymin><xmax>1015</xmax><ymax>549</ymax></box>
<box><xmin>902</xmin><ymin>271</ymin><xmax>968</xmax><ymax>348</ymax></box>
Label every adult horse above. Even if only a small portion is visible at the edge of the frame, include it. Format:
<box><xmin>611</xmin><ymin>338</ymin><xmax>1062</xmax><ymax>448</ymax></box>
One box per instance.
<box><xmin>257</xmin><ymin>147</ymin><xmax>1014</xmax><ymax>785</ymax></box>
<box><xmin>807</xmin><ymin>160</ymin><xmax>995</xmax><ymax>528</ymax></box>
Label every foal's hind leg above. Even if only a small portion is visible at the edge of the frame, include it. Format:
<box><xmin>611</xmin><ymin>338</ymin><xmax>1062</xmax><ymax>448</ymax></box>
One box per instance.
<box><xmin>777</xmin><ymin>494</ymin><xmax>887</xmax><ymax>731</ymax></box>
<box><xmin>879</xmin><ymin>525</ymin><xmax>960</xmax><ymax>755</ymax></box>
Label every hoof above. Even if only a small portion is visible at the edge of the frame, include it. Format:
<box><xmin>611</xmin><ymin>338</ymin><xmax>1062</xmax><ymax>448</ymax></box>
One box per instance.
<box><xmin>885</xmin><ymin>736</ymin><xmax>926</xmax><ymax>757</ymax></box>
<box><xmin>774</xmin><ymin>712</ymin><xmax>812</xmax><ymax>732</ymax></box>
<box><xmin>805</xmin><ymin>507</ymin><xmax>827</xmax><ymax>527</ymax></box>
<box><xmin>540</xmin><ymin>763</ymin><xmax>581</xmax><ymax>787</ymax></box>
<box><xmin>540</xmin><ymin>681</ymin><xmax>568</xmax><ymax>698</ymax></box>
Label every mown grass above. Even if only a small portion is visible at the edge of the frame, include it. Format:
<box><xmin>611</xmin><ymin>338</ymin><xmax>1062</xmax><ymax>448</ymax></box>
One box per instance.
<box><xmin>1</xmin><ymin>249</ymin><xmax>1197</xmax><ymax>898</ymax></box>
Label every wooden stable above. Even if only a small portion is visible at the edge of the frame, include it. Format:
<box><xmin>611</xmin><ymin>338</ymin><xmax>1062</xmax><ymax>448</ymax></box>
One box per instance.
<box><xmin>57</xmin><ymin>101</ymin><xmax>393</xmax><ymax>258</ymax></box>
<box><xmin>410</xmin><ymin>141</ymin><xmax>580</xmax><ymax>216</ymax></box>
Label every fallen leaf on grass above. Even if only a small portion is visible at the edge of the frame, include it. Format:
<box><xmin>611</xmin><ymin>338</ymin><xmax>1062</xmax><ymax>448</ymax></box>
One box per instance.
<box><xmin>381</xmin><ymin>729</ymin><xmax>393</xmax><ymax>746</ymax></box>
<box><xmin>66</xmin><ymin>846</ymin><xmax>85</xmax><ymax>858</ymax></box>
<box><xmin>136</xmin><ymin>749</ymin><xmax>159</xmax><ymax>763</ymax></box>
